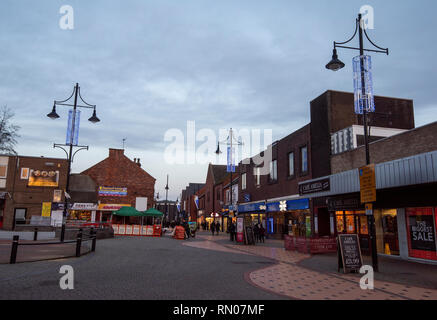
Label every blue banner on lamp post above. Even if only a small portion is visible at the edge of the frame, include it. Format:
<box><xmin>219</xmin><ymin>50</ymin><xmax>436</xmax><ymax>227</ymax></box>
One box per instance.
<box><xmin>353</xmin><ymin>55</ymin><xmax>375</xmax><ymax>115</ymax></box>
<box><xmin>66</xmin><ymin>109</ymin><xmax>81</xmax><ymax>145</ymax></box>
<box><xmin>227</xmin><ymin>146</ymin><xmax>235</xmax><ymax>173</ymax></box>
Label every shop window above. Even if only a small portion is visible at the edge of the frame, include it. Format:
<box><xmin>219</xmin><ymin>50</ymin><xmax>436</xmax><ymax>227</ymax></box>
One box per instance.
<box><xmin>336</xmin><ymin>211</ymin><xmax>344</xmax><ymax>233</ymax></box>
<box><xmin>345</xmin><ymin>212</ymin><xmax>356</xmax><ymax>234</ymax></box>
<box><xmin>406</xmin><ymin>207</ymin><xmax>437</xmax><ymax>261</ymax></box>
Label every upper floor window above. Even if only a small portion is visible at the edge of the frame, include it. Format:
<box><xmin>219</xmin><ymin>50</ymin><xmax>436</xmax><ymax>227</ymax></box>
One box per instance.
<box><xmin>241</xmin><ymin>173</ymin><xmax>247</xmax><ymax>190</ymax></box>
<box><xmin>270</xmin><ymin>160</ymin><xmax>277</xmax><ymax>181</ymax></box>
<box><xmin>254</xmin><ymin>167</ymin><xmax>261</xmax><ymax>186</ymax></box>
<box><xmin>300</xmin><ymin>146</ymin><xmax>308</xmax><ymax>173</ymax></box>
<box><xmin>216</xmin><ymin>188</ymin><xmax>221</xmax><ymax>201</ymax></box>
<box><xmin>288</xmin><ymin>152</ymin><xmax>294</xmax><ymax>176</ymax></box>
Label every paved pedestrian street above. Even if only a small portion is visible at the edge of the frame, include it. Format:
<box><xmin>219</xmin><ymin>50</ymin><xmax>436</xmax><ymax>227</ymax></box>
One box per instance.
<box><xmin>1</xmin><ymin>232</ymin><xmax>437</xmax><ymax>300</ymax></box>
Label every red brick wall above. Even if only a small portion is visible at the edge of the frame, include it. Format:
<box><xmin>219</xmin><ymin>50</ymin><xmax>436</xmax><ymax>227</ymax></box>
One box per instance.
<box><xmin>82</xmin><ymin>149</ymin><xmax>155</xmax><ymax>208</ymax></box>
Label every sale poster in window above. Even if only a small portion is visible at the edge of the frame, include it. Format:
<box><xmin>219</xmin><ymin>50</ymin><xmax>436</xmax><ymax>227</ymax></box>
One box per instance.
<box><xmin>406</xmin><ymin>208</ymin><xmax>437</xmax><ymax>261</ymax></box>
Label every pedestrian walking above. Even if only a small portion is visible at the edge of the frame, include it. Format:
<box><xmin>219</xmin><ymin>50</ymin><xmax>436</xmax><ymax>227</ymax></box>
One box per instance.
<box><xmin>210</xmin><ymin>221</ymin><xmax>215</xmax><ymax>236</ymax></box>
<box><xmin>229</xmin><ymin>222</ymin><xmax>235</xmax><ymax>241</ymax></box>
<box><xmin>259</xmin><ymin>223</ymin><xmax>265</xmax><ymax>243</ymax></box>
<box><xmin>253</xmin><ymin>223</ymin><xmax>260</xmax><ymax>243</ymax></box>
<box><xmin>215</xmin><ymin>221</ymin><xmax>220</xmax><ymax>235</ymax></box>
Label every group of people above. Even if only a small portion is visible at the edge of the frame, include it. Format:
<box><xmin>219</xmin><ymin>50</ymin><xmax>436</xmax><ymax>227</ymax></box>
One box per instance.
<box><xmin>209</xmin><ymin>220</ymin><xmax>221</xmax><ymax>236</ymax></box>
<box><xmin>253</xmin><ymin>223</ymin><xmax>266</xmax><ymax>243</ymax></box>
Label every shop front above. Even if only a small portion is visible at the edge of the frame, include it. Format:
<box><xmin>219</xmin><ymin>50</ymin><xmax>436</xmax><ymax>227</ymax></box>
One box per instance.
<box><xmin>68</xmin><ymin>203</ymin><xmax>98</xmax><ymax>222</ymax></box>
<box><xmin>266</xmin><ymin>198</ymin><xmax>310</xmax><ymax>240</ymax></box>
<box><xmin>98</xmin><ymin>203</ymin><xmax>131</xmax><ymax>224</ymax></box>
<box><xmin>237</xmin><ymin>201</ymin><xmax>266</xmax><ymax>229</ymax></box>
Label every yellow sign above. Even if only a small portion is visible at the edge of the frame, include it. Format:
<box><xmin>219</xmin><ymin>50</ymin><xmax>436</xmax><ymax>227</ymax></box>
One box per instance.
<box><xmin>28</xmin><ymin>170</ymin><xmax>59</xmax><ymax>187</ymax></box>
<box><xmin>42</xmin><ymin>202</ymin><xmax>52</xmax><ymax>217</ymax></box>
<box><xmin>359</xmin><ymin>164</ymin><xmax>376</xmax><ymax>203</ymax></box>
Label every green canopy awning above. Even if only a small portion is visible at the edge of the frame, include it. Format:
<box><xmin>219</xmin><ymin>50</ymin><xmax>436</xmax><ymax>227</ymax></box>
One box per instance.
<box><xmin>113</xmin><ymin>206</ymin><xmax>144</xmax><ymax>217</ymax></box>
<box><xmin>142</xmin><ymin>208</ymin><xmax>164</xmax><ymax>217</ymax></box>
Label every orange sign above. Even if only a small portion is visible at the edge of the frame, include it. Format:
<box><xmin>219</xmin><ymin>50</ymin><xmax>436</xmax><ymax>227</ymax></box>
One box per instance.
<box><xmin>359</xmin><ymin>164</ymin><xmax>376</xmax><ymax>203</ymax></box>
<box><xmin>98</xmin><ymin>204</ymin><xmax>131</xmax><ymax>211</ymax></box>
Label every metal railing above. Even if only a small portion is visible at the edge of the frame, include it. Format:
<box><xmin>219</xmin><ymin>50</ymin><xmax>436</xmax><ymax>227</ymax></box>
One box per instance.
<box><xmin>9</xmin><ymin>228</ymin><xmax>97</xmax><ymax>264</ymax></box>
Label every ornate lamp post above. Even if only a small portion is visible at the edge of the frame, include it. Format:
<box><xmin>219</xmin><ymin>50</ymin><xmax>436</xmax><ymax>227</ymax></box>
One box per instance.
<box><xmin>216</xmin><ymin>128</ymin><xmax>243</xmax><ymax>232</ymax></box>
<box><xmin>326</xmin><ymin>14</ymin><xmax>389</xmax><ymax>272</ymax></box>
<box><xmin>47</xmin><ymin>83</ymin><xmax>100</xmax><ymax>242</ymax></box>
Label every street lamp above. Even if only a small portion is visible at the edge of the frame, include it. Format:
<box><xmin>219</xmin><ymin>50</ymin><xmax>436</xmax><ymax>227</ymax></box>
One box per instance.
<box><xmin>165</xmin><ymin>175</ymin><xmax>169</xmax><ymax>222</ymax></box>
<box><xmin>327</xmin><ymin>14</ymin><xmax>389</xmax><ymax>272</ymax></box>
<box><xmin>216</xmin><ymin>128</ymin><xmax>243</xmax><ymax>232</ymax></box>
<box><xmin>47</xmin><ymin>83</ymin><xmax>100</xmax><ymax>242</ymax></box>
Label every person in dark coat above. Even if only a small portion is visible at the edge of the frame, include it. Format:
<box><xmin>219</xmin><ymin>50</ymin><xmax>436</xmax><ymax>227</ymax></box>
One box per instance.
<box><xmin>259</xmin><ymin>223</ymin><xmax>266</xmax><ymax>243</ymax></box>
<box><xmin>229</xmin><ymin>222</ymin><xmax>236</xmax><ymax>241</ymax></box>
<box><xmin>253</xmin><ymin>223</ymin><xmax>260</xmax><ymax>243</ymax></box>
<box><xmin>210</xmin><ymin>221</ymin><xmax>215</xmax><ymax>236</ymax></box>
<box><xmin>215</xmin><ymin>221</ymin><xmax>220</xmax><ymax>235</ymax></box>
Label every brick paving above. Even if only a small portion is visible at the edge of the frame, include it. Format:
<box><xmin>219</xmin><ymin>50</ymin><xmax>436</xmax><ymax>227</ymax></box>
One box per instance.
<box><xmin>195</xmin><ymin>231</ymin><xmax>437</xmax><ymax>300</ymax></box>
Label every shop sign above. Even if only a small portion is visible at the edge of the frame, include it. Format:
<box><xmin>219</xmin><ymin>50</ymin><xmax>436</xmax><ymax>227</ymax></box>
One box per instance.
<box><xmin>237</xmin><ymin>201</ymin><xmax>266</xmax><ymax>213</ymax></box>
<box><xmin>28</xmin><ymin>170</ymin><xmax>59</xmax><ymax>187</ymax></box>
<box><xmin>337</xmin><ymin>234</ymin><xmax>363</xmax><ymax>274</ymax></box>
<box><xmin>98</xmin><ymin>203</ymin><xmax>131</xmax><ymax>211</ymax></box>
<box><xmin>365</xmin><ymin>203</ymin><xmax>373</xmax><ymax>216</ymax></box>
<box><xmin>299</xmin><ymin>178</ymin><xmax>330</xmax><ymax>195</ymax></box>
<box><xmin>71</xmin><ymin>203</ymin><xmax>98</xmax><ymax>210</ymax></box>
<box><xmin>53</xmin><ymin>190</ymin><xmax>62</xmax><ymax>203</ymax></box>
<box><xmin>98</xmin><ymin>186</ymin><xmax>128</xmax><ymax>197</ymax></box>
<box><xmin>359</xmin><ymin>164</ymin><xmax>376</xmax><ymax>203</ymax></box>
<box><xmin>266</xmin><ymin>198</ymin><xmax>309</xmax><ymax>213</ymax></box>
<box><xmin>328</xmin><ymin>196</ymin><xmax>361</xmax><ymax>211</ymax></box>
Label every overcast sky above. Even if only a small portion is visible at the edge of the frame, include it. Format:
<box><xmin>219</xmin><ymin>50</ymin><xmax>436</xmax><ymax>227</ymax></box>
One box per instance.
<box><xmin>1</xmin><ymin>0</ymin><xmax>436</xmax><ymax>200</ymax></box>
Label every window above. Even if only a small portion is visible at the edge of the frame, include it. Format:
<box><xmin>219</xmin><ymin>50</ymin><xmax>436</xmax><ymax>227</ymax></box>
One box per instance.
<box><xmin>300</xmin><ymin>146</ymin><xmax>308</xmax><ymax>173</ymax></box>
<box><xmin>14</xmin><ymin>208</ymin><xmax>26</xmax><ymax>225</ymax></box>
<box><xmin>207</xmin><ymin>192</ymin><xmax>210</xmax><ymax>203</ymax></box>
<box><xmin>288</xmin><ymin>152</ymin><xmax>294</xmax><ymax>176</ymax></box>
<box><xmin>270</xmin><ymin>160</ymin><xmax>277</xmax><ymax>181</ymax></box>
<box><xmin>241</xmin><ymin>173</ymin><xmax>247</xmax><ymax>190</ymax></box>
<box><xmin>225</xmin><ymin>189</ymin><xmax>230</xmax><ymax>204</ymax></box>
<box><xmin>0</xmin><ymin>165</ymin><xmax>7</xmax><ymax>178</ymax></box>
<box><xmin>216</xmin><ymin>189</ymin><xmax>221</xmax><ymax>201</ymax></box>
<box><xmin>254</xmin><ymin>167</ymin><xmax>261</xmax><ymax>186</ymax></box>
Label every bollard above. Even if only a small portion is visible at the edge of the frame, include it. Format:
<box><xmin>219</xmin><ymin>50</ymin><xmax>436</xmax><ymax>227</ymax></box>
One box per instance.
<box><xmin>91</xmin><ymin>228</ymin><xmax>97</xmax><ymax>252</ymax></box>
<box><xmin>60</xmin><ymin>224</ymin><xmax>66</xmax><ymax>242</ymax></box>
<box><xmin>75</xmin><ymin>228</ymin><xmax>83</xmax><ymax>257</ymax></box>
<box><xmin>10</xmin><ymin>235</ymin><xmax>19</xmax><ymax>264</ymax></box>
<box><xmin>34</xmin><ymin>228</ymin><xmax>38</xmax><ymax>241</ymax></box>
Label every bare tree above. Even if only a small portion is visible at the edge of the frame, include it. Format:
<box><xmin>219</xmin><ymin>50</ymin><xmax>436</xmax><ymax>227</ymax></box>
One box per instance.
<box><xmin>0</xmin><ymin>106</ymin><xmax>20</xmax><ymax>155</ymax></box>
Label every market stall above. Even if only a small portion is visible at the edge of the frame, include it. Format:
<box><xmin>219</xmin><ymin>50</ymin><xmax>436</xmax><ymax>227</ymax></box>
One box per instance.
<box><xmin>111</xmin><ymin>207</ymin><xmax>163</xmax><ymax>237</ymax></box>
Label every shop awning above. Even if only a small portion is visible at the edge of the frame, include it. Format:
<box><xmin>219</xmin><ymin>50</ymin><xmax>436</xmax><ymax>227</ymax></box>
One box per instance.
<box><xmin>113</xmin><ymin>206</ymin><xmax>144</xmax><ymax>217</ymax></box>
<box><xmin>142</xmin><ymin>208</ymin><xmax>164</xmax><ymax>217</ymax></box>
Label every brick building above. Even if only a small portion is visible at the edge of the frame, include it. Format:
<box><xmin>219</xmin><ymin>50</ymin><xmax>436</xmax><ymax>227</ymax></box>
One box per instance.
<box><xmin>81</xmin><ymin>149</ymin><xmax>155</xmax><ymax>223</ymax></box>
<box><xmin>0</xmin><ymin>155</ymin><xmax>68</xmax><ymax>230</ymax></box>
<box><xmin>180</xmin><ymin>183</ymin><xmax>204</xmax><ymax>223</ymax></box>
<box><xmin>238</xmin><ymin>90</ymin><xmax>415</xmax><ymax>239</ymax></box>
<box><xmin>299</xmin><ymin>121</ymin><xmax>437</xmax><ymax>261</ymax></box>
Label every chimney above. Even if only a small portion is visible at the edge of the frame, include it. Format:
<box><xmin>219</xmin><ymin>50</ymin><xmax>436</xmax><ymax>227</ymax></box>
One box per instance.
<box><xmin>137</xmin><ymin>158</ymin><xmax>141</xmax><ymax>168</ymax></box>
<box><xmin>109</xmin><ymin>149</ymin><xmax>124</xmax><ymax>160</ymax></box>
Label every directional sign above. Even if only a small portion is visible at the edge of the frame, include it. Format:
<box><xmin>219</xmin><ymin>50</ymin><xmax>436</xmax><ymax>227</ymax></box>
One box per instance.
<box><xmin>359</xmin><ymin>164</ymin><xmax>376</xmax><ymax>203</ymax></box>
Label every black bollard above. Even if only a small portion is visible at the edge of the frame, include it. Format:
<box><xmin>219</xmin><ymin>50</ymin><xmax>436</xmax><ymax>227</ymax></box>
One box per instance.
<box><xmin>34</xmin><ymin>228</ymin><xmax>38</xmax><ymax>241</ymax></box>
<box><xmin>75</xmin><ymin>228</ymin><xmax>83</xmax><ymax>257</ymax></box>
<box><xmin>10</xmin><ymin>235</ymin><xmax>19</xmax><ymax>264</ymax></box>
<box><xmin>91</xmin><ymin>228</ymin><xmax>96</xmax><ymax>252</ymax></box>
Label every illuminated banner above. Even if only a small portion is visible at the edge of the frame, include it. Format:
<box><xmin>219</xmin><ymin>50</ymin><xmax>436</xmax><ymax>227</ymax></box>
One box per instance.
<box><xmin>66</xmin><ymin>109</ymin><xmax>81</xmax><ymax>145</ymax></box>
<box><xmin>353</xmin><ymin>55</ymin><xmax>375</xmax><ymax>114</ymax></box>
<box><xmin>28</xmin><ymin>170</ymin><xmax>59</xmax><ymax>187</ymax></box>
<box><xmin>98</xmin><ymin>186</ymin><xmax>128</xmax><ymax>197</ymax></box>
